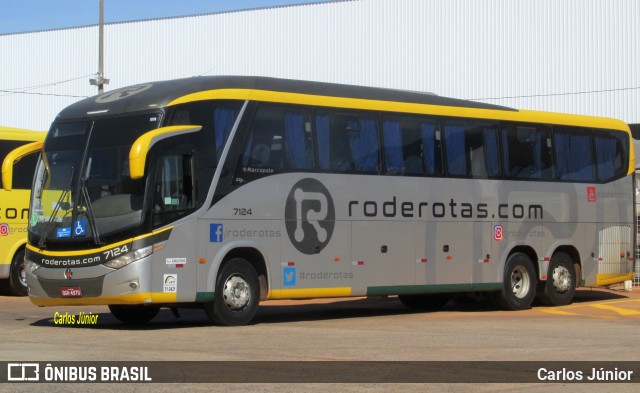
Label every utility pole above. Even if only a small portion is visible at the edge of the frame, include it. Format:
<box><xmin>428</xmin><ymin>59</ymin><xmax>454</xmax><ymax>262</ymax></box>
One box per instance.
<box><xmin>90</xmin><ymin>0</ymin><xmax>109</xmax><ymax>93</ymax></box>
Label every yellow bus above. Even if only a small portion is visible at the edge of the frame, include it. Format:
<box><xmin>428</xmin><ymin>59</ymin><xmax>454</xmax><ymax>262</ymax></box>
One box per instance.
<box><xmin>0</xmin><ymin>126</ymin><xmax>44</xmax><ymax>295</ymax></box>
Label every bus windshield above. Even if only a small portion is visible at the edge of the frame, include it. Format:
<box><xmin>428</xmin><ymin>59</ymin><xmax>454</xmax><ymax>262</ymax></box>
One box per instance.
<box><xmin>30</xmin><ymin>113</ymin><xmax>162</xmax><ymax>247</ymax></box>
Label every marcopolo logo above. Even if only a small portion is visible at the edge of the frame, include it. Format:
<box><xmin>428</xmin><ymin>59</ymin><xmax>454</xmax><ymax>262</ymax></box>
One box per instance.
<box><xmin>95</xmin><ymin>83</ymin><xmax>153</xmax><ymax>104</ymax></box>
<box><xmin>285</xmin><ymin>178</ymin><xmax>335</xmax><ymax>255</ymax></box>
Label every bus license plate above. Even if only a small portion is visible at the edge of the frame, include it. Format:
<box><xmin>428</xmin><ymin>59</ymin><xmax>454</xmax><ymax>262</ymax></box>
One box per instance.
<box><xmin>60</xmin><ymin>287</ymin><xmax>83</xmax><ymax>297</ymax></box>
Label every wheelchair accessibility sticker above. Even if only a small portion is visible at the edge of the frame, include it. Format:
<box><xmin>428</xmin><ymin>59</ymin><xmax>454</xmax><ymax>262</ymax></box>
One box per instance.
<box><xmin>73</xmin><ymin>220</ymin><xmax>87</xmax><ymax>237</ymax></box>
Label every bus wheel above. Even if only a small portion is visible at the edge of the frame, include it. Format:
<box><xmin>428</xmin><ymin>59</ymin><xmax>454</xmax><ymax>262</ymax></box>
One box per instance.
<box><xmin>538</xmin><ymin>252</ymin><xmax>576</xmax><ymax>306</ymax></box>
<box><xmin>108</xmin><ymin>305</ymin><xmax>160</xmax><ymax>324</ymax></box>
<box><xmin>206</xmin><ymin>258</ymin><xmax>259</xmax><ymax>326</ymax></box>
<box><xmin>398</xmin><ymin>294</ymin><xmax>450</xmax><ymax>310</ymax></box>
<box><xmin>8</xmin><ymin>250</ymin><xmax>28</xmax><ymax>297</ymax></box>
<box><xmin>494</xmin><ymin>252</ymin><xmax>536</xmax><ymax>310</ymax></box>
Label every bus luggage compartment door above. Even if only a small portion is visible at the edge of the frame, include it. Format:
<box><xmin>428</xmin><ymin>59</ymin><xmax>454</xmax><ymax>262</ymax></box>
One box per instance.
<box><xmin>351</xmin><ymin>221</ymin><xmax>416</xmax><ymax>293</ymax></box>
<box><xmin>596</xmin><ymin>225</ymin><xmax>633</xmax><ymax>285</ymax></box>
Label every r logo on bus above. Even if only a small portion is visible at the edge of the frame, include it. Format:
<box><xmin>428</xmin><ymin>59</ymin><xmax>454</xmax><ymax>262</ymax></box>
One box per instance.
<box><xmin>95</xmin><ymin>83</ymin><xmax>153</xmax><ymax>104</ymax></box>
<box><xmin>285</xmin><ymin>178</ymin><xmax>335</xmax><ymax>255</ymax></box>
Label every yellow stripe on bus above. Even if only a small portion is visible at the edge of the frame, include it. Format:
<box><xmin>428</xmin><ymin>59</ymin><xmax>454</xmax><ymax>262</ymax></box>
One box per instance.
<box><xmin>129</xmin><ymin>125</ymin><xmax>202</xmax><ymax>179</ymax></box>
<box><xmin>168</xmin><ymin>89</ymin><xmax>631</xmax><ymax>131</ymax></box>
<box><xmin>29</xmin><ymin>292</ymin><xmax>177</xmax><ymax>307</ymax></box>
<box><xmin>268</xmin><ymin>287</ymin><xmax>352</xmax><ymax>299</ymax></box>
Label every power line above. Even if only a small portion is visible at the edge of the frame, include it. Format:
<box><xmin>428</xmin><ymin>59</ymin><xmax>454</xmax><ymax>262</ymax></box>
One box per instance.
<box><xmin>0</xmin><ymin>90</ymin><xmax>89</xmax><ymax>98</ymax></box>
<box><xmin>2</xmin><ymin>74</ymin><xmax>95</xmax><ymax>92</ymax></box>
<box><xmin>0</xmin><ymin>74</ymin><xmax>96</xmax><ymax>98</ymax></box>
<box><xmin>469</xmin><ymin>86</ymin><xmax>640</xmax><ymax>101</ymax></box>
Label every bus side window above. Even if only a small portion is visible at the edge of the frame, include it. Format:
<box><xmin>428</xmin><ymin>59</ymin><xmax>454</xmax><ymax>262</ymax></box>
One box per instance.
<box><xmin>0</xmin><ymin>140</ymin><xmax>26</xmax><ymax>189</ymax></box>
<box><xmin>595</xmin><ymin>130</ymin><xmax>628</xmax><ymax>182</ymax></box>
<box><xmin>316</xmin><ymin>112</ymin><xmax>379</xmax><ymax>173</ymax></box>
<box><xmin>444</xmin><ymin>120</ymin><xmax>500</xmax><ymax>178</ymax></box>
<box><xmin>237</xmin><ymin>105</ymin><xmax>313</xmax><ymax>182</ymax></box>
<box><xmin>282</xmin><ymin>111</ymin><xmax>314</xmax><ymax>170</ymax></box>
<box><xmin>444</xmin><ymin>123</ymin><xmax>468</xmax><ymax>176</ymax></box>
<box><xmin>382</xmin><ymin>119</ymin><xmax>404</xmax><ymax>174</ymax></box>
<box><xmin>502</xmin><ymin>124</ymin><xmax>553</xmax><ymax>180</ymax></box>
<box><xmin>153</xmin><ymin>151</ymin><xmax>196</xmax><ymax>226</ymax></box>
<box><xmin>12</xmin><ymin>150</ymin><xmax>39</xmax><ymax>189</ymax></box>
<box><xmin>554</xmin><ymin>127</ymin><xmax>595</xmax><ymax>182</ymax></box>
<box><xmin>381</xmin><ymin>116</ymin><xmax>443</xmax><ymax>176</ymax></box>
<box><xmin>316</xmin><ymin>112</ymin><xmax>351</xmax><ymax>172</ymax></box>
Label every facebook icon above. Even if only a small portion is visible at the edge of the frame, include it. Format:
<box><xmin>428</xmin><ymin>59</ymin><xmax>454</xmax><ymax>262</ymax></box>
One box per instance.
<box><xmin>210</xmin><ymin>224</ymin><xmax>224</xmax><ymax>243</ymax></box>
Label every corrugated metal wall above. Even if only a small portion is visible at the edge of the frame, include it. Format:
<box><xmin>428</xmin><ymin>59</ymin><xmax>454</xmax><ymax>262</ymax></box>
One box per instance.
<box><xmin>1</xmin><ymin>0</ymin><xmax>639</xmax><ymax>130</ymax></box>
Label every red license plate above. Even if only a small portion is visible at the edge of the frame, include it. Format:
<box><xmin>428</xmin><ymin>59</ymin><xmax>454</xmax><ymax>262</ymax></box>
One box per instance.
<box><xmin>60</xmin><ymin>287</ymin><xmax>83</xmax><ymax>297</ymax></box>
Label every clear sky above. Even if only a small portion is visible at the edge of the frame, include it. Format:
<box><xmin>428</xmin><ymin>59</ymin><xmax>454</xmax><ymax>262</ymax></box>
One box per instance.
<box><xmin>0</xmin><ymin>0</ymin><xmax>332</xmax><ymax>35</ymax></box>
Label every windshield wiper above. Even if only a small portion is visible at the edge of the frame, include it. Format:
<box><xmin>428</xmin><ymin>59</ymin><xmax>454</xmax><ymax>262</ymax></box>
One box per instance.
<box><xmin>77</xmin><ymin>156</ymin><xmax>104</xmax><ymax>246</ymax></box>
<box><xmin>80</xmin><ymin>186</ymin><xmax>104</xmax><ymax>246</ymax></box>
<box><xmin>37</xmin><ymin>188</ymin><xmax>72</xmax><ymax>249</ymax></box>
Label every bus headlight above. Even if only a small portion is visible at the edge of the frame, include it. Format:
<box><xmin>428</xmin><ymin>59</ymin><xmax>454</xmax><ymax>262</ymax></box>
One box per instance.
<box><xmin>24</xmin><ymin>258</ymin><xmax>40</xmax><ymax>273</ymax></box>
<box><xmin>103</xmin><ymin>246</ymin><xmax>153</xmax><ymax>269</ymax></box>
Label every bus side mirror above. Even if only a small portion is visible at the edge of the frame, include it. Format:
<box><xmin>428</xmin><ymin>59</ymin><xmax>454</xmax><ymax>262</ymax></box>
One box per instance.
<box><xmin>2</xmin><ymin>141</ymin><xmax>43</xmax><ymax>191</ymax></box>
<box><xmin>129</xmin><ymin>125</ymin><xmax>202</xmax><ymax>180</ymax></box>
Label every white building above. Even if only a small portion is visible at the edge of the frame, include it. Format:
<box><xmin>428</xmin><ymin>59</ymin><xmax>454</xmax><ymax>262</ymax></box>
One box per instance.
<box><xmin>1</xmin><ymin>0</ymin><xmax>639</xmax><ymax>131</ymax></box>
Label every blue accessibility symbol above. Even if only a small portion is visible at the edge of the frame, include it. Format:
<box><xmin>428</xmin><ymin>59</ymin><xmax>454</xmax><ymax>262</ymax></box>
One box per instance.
<box><xmin>73</xmin><ymin>220</ymin><xmax>87</xmax><ymax>237</ymax></box>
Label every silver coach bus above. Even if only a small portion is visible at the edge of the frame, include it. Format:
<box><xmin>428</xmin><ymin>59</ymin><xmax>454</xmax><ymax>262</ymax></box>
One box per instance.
<box><xmin>11</xmin><ymin>76</ymin><xmax>634</xmax><ymax>325</ymax></box>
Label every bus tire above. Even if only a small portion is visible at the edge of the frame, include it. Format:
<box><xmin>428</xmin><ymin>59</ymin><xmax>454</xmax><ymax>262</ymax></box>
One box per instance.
<box><xmin>538</xmin><ymin>252</ymin><xmax>576</xmax><ymax>306</ymax></box>
<box><xmin>494</xmin><ymin>252</ymin><xmax>536</xmax><ymax>310</ymax></box>
<box><xmin>108</xmin><ymin>305</ymin><xmax>160</xmax><ymax>324</ymax></box>
<box><xmin>398</xmin><ymin>294</ymin><xmax>450</xmax><ymax>310</ymax></box>
<box><xmin>206</xmin><ymin>258</ymin><xmax>259</xmax><ymax>326</ymax></box>
<box><xmin>8</xmin><ymin>249</ymin><xmax>28</xmax><ymax>297</ymax></box>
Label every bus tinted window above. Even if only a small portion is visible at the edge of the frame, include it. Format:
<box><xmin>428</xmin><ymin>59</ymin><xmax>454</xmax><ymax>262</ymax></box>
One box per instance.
<box><xmin>13</xmin><ymin>151</ymin><xmax>38</xmax><ymax>189</ymax></box>
<box><xmin>315</xmin><ymin>112</ymin><xmax>349</xmax><ymax>172</ymax></box>
<box><xmin>594</xmin><ymin>130</ymin><xmax>629</xmax><ymax>182</ymax></box>
<box><xmin>554</xmin><ymin>127</ymin><xmax>595</xmax><ymax>182</ymax></box>
<box><xmin>444</xmin><ymin>120</ymin><xmax>500</xmax><ymax>178</ymax></box>
<box><xmin>0</xmin><ymin>140</ymin><xmax>24</xmax><ymax>189</ymax></box>
<box><xmin>239</xmin><ymin>105</ymin><xmax>313</xmax><ymax>175</ymax></box>
<box><xmin>153</xmin><ymin>151</ymin><xmax>196</xmax><ymax>227</ymax></box>
<box><xmin>502</xmin><ymin>124</ymin><xmax>553</xmax><ymax>180</ymax></box>
<box><xmin>316</xmin><ymin>112</ymin><xmax>379</xmax><ymax>173</ymax></box>
<box><xmin>169</xmin><ymin>101</ymin><xmax>240</xmax><ymax>165</ymax></box>
<box><xmin>381</xmin><ymin>116</ymin><xmax>443</xmax><ymax>176</ymax></box>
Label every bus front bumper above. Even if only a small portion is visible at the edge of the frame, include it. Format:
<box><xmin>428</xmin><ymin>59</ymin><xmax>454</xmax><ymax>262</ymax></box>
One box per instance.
<box><xmin>26</xmin><ymin>256</ymin><xmax>176</xmax><ymax>306</ymax></box>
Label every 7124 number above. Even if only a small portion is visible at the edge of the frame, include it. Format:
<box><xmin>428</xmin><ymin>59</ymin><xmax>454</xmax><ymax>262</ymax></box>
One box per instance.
<box><xmin>233</xmin><ymin>208</ymin><xmax>252</xmax><ymax>216</ymax></box>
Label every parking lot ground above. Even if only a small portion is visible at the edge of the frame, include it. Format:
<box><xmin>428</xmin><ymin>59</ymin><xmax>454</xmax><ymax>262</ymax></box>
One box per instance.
<box><xmin>0</xmin><ymin>287</ymin><xmax>638</xmax><ymax>392</ymax></box>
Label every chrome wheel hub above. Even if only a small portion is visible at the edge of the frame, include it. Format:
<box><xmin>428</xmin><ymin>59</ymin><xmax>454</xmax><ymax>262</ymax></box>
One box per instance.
<box><xmin>551</xmin><ymin>265</ymin><xmax>571</xmax><ymax>293</ymax></box>
<box><xmin>511</xmin><ymin>266</ymin><xmax>530</xmax><ymax>299</ymax></box>
<box><xmin>222</xmin><ymin>275</ymin><xmax>251</xmax><ymax>310</ymax></box>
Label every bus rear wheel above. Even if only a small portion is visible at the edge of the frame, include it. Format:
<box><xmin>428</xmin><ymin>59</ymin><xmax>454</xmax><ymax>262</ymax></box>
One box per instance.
<box><xmin>537</xmin><ymin>252</ymin><xmax>576</xmax><ymax>306</ymax></box>
<box><xmin>494</xmin><ymin>252</ymin><xmax>536</xmax><ymax>310</ymax></box>
<box><xmin>8</xmin><ymin>250</ymin><xmax>28</xmax><ymax>297</ymax></box>
<box><xmin>108</xmin><ymin>305</ymin><xmax>160</xmax><ymax>324</ymax></box>
<box><xmin>205</xmin><ymin>258</ymin><xmax>260</xmax><ymax>326</ymax></box>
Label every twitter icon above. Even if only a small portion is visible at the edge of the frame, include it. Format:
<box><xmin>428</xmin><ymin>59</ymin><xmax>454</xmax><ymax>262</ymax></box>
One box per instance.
<box><xmin>283</xmin><ymin>267</ymin><xmax>296</xmax><ymax>286</ymax></box>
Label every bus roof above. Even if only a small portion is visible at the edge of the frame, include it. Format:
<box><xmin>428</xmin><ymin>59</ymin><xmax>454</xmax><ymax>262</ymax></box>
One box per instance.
<box><xmin>55</xmin><ymin>76</ymin><xmax>629</xmax><ymax>132</ymax></box>
<box><xmin>56</xmin><ymin>76</ymin><xmax>512</xmax><ymax>118</ymax></box>
<box><xmin>0</xmin><ymin>126</ymin><xmax>46</xmax><ymax>142</ymax></box>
